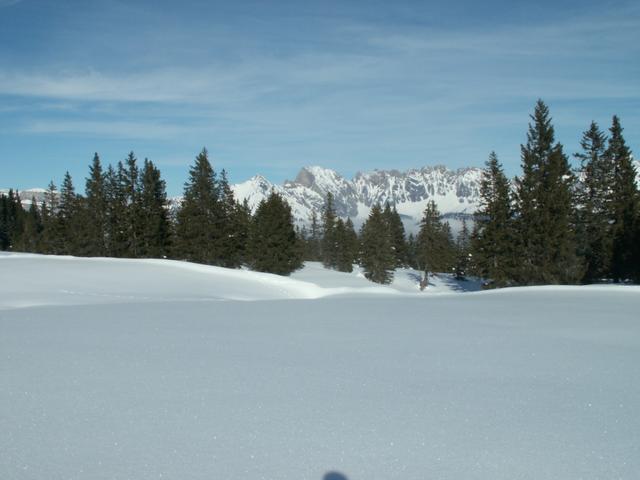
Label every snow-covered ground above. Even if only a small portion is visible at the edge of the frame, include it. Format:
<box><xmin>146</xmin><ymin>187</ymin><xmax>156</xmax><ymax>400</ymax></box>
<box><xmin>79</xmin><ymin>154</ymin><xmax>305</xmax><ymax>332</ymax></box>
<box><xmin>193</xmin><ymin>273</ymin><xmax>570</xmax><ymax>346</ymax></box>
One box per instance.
<box><xmin>1</xmin><ymin>253</ymin><xmax>639</xmax><ymax>480</ymax></box>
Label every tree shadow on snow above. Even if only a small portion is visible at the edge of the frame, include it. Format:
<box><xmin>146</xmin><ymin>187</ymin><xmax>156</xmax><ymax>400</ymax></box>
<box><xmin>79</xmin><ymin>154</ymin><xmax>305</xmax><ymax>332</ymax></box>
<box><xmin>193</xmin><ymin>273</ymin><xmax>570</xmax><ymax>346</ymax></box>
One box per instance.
<box><xmin>324</xmin><ymin>472</ymin><xmax>349</xmax><ymax>480</ymax></box>
<box><xmin>437</xmin><ymin>274</ymin><xmax>482</xmax><ymax>292</ymax></box>
<box><xmin>407</xmin><ymin>271</ymin><xmax>481</xmax><ymax>293</ymax></box>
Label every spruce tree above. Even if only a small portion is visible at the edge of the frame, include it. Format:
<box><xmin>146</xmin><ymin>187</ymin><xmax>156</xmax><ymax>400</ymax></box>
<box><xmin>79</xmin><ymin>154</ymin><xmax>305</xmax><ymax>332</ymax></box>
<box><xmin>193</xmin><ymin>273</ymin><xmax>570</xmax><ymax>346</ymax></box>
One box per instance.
<box><xmin>58</xmin><ymin>172</ymin><xmax>79</xmax><ymax>255</ymax></box>
<box><xmin>40</xmin><ymin>181</ymin><xmax>63</xmax><ymax>254</ymax></box>
<box><xmin>16</xmin><ymin>199</ymin><xmax>43</xmax><ymax>252</ymax></box>
<box><xmin>216</xmin><ymin>169</ymin><xmax>243</xmax><ymax>268</ymax></box>
<box><xmin>606</xmin><ymin>116</ymin><xmax>639</xmax><ymax>282</ymax></box>
<box><xmin>85</xmin><ymin>153</ymin><xmax>108</xmax><ymax>256</ymax></box>
<box><xmin>454</xmin><ymin>218</ymin><xmax>471</xmax><ymax>280</ymax></box>
<box><xmin>416</xmin><ymin>200</ymin><xmax>455</xmax><ymax>284</ymax></box>
<box><xmin>574</xmin><ymin>122</ymin><xmax>614</xmax><ymax>282</ymax></box>
<box><xmin>247</xmin><ymin>191</ymin><xmax>303</xmax><ymax>275</ymax></box>
<box><xmin>122</xmin><ymin>152</ymin><xmax>143</xmax><ymax>257</ymax></box>
<box><xmin>472</xmin><ymin>152</ymin><xmax>515</xmax><ymax>287</ymax></box>
<box><xmin>174</xmin><ymin>148</ymin><xmax>222</xmax><ymax>264</ymax></box>
<box><xmin>321</xmin><ymin>193</ymin><xmax>338</xmax><ymax>269</ymax></box>
<box><xmin>104</xmin><ymin>163</ymin><xmax>129</xmax><ymax>257</ymax></box>
<box><xmin>383</xmin><ymin>203</ymin><xmax>408</xmax><ymax>267</ymax></box>
<box><xmin>138</xmin><ymin>159</ymin><xmax>170</xmax><ymax>258</ymax></box>
<box><xmin>360</xmin><ymin>203</ymin><xmax>395</xmax><ymax>284</ymax></box>
<box><xmin>305</xmin><ymin>210</ymin><xmax>322</xmax><ymax>261</ymax></box>
<box><xmin>514</xmin><ymin>100</ymin><xmax>581</xmax><ymax>285</ymax></box>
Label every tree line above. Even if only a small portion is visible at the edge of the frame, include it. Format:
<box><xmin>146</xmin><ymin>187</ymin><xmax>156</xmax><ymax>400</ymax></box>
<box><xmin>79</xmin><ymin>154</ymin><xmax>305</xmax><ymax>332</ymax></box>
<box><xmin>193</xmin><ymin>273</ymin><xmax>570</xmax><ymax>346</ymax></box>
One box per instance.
<box><xmin>301</xmin><ymin>100</ymin><xmax>639</xmax><ymax>286</ymax></box>
<box><xmin>0</xmin><ymin>149</ymin><xmax>303</xmax><ymax>275</ymax></box>
<box><xmin>1</xmin><ymin>100</ymin><xmax>638</xmax><ymax>285</ymax></box>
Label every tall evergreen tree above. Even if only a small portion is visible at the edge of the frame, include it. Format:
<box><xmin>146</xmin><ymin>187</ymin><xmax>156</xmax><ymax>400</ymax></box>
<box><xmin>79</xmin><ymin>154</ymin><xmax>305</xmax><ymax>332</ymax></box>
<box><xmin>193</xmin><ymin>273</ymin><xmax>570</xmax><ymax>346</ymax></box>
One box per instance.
<box><xmin>58</xmin><ymin>172</ymin><xmax>80</xmax><ymax>255</ymax></box>
<box><xmin>216</xmin><ymin>169</ymin><xmax>244</xmax><ymax>268</ymax></box>
<box><xmin>17</xmin><ymin>199</ymin><xmax>43</xmax><ymax>252</ymax></box>
<box><xmin>305</xmin><ymin>210</ymin><xmax>322</xmax><ymax>261</ymax></box>
<box><xmin>122</xmin><ymin>152</ymin><xmax>143</xmax><ymax>257</ymax></box>
<box><xmin>360</xmin><ymin>203</ymin><xmax>395</xmax><ymax>284</ymax></box>
<box><xmin>174</xmin><ymin>148</ymin><xmax>223</xmax><ymax>264</ymax></box>
<box><xmin>40</xmin><ymin>181</ymin><xmax>63</xmax><ymax>254</ymax></box>
<box><xmin>334</xmin><ymin>218</ymin><xmax>358</xmax><ymax>273</ymax></box>
<box><xmin>471</xmin><ymin>152</ymin><xmax>515</xmax><ymax>287</ymax></box>
<box><xmin>383</xmin><ymin>203</ymin><xmax>408</xmax><ymax>267</ymax></box>
<box><xmin>138</xmin><ymin>159</ymin><xmax>170</xmax><ymax>258</ymax></box>
<box><xmin>606</xmin><ymin>116</ymin><xmax>639</xmax><ymax>282</ymax></box>
<box><xmin>104</xmin><ymin>163</ymin><xmax>129</xmax><ymax>257</ymax></box>
<box><xmin>247</xmin><ymin>191</ymin><xmax>303</xmax><ymax>275</ymax></box>
<box><xmin>574</xmin><ymin>122</ymin><xmax>613</xmax><ymax>282</ymax></box>
<box><xmin>416</xmin><ymin>200</ymin><xmax>455</xmax><ymax>285</ymax></box>
<box><xmin>454</xmin><ymin>218</ymin><xmax>471</xmax><ymax>280</ymax></box>
<box><xmin>321</xmin><ymin>193</ymin><xmax>338</xmax><ymax>269</ymax></box>
<box><xmin>85</xmin><ymin>153</ymin><xmax>108</xmax><ymax>256</ymax></box>
<box><xmin>514</xmin><ymin>100</ymin><xmax>581</xmax><ymax>284</ymax></box>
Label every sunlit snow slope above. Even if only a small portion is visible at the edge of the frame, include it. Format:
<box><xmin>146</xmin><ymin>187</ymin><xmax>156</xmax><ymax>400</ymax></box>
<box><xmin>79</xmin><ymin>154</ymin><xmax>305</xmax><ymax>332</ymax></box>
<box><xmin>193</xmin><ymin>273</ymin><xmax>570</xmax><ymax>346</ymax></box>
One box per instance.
<box><xmin>1</xmin><ymin>254</ymin><xmax>639</xmax><ymax>480</ymax></box>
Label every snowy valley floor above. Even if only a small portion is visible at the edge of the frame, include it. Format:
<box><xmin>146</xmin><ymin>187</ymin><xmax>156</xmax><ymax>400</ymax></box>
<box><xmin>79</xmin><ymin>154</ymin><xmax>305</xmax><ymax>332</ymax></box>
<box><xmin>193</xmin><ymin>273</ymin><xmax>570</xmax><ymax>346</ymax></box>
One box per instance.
<box><xmin>1</xmin><ymin>254</ymin><xmax>639</xmax><ymax>480</ymax></box>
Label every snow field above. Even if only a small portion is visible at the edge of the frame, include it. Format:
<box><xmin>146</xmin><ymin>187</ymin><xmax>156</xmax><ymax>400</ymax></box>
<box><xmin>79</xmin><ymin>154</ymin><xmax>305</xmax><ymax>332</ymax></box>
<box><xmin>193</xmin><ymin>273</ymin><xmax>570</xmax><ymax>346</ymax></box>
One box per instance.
<box><xmin>1</xmin><ymin>253</ymin><xmax>639</xmax><ymax>479</ymax></box>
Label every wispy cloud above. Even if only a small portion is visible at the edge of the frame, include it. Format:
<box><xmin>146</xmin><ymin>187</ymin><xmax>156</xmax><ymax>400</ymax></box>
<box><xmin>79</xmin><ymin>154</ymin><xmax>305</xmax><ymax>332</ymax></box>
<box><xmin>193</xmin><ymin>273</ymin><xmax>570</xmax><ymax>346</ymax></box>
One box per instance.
<box><xmin>0</xmin><ymin>0</ymin><xmax>22</xmax><ymax>7</ymax></box>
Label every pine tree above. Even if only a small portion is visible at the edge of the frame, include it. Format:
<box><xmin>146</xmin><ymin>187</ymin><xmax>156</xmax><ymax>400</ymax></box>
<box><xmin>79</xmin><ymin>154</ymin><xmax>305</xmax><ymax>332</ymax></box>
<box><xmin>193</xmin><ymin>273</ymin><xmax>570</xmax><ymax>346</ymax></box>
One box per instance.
<box><xmin>454</xmin><ymin>218</ymin><xmax>471</xmax><ymax>280</ymax></box>
<box><xmin>471</xmin><ymin>152</ymin><xmax>515</xmax><ymax>287</ymax></box>
<box><xmin>247</xmin><ymin>191</ymin><xmax>303</xmax><ymax>275</ymax></box>
<box><xmin>321</xmin><ymin>193</ymin><xmax>338</xmax><ymax>269</ymax></box>
<box><xmin>85</xmin><ymin>153</ymin><xmax>108</xmax><ymax>256</ymax></box>
<box><xmin>305</xmin><ymin>210</ymin><xmax>322</xmax><ymax>261</ymax></box>
<box><xmin>360</xmin><ymin>203</ymin><xmax>395</xmax><ymax>284</ymax></box>
<box><xmin>40</xmin><ymin>181</ymin><xmax>63</xmax><ymax>254</ymax></box>
<box><xmin>333</xmin><ymin>218</ymin><xmax>355</xmax><ymax>273</ymax></box>
<box><xmin>122</xmin><ymin>152</ymin><xmax>143</xmax><ymax>257</ymax></box>
<box><xmin>574</xmin><ymin>122</ymin><xmax>613</xmax><ymax>282</ymax></box>
<box><xmin>416</xmin><ymin>200</ymin><xmax>455</xmax><ymax>285</ymax></box>
<box><xmin>216</xmin><ymin>169</ymin><xmax>243</xmax><ymax>268</ymax></box>
<box><xmin>58</xmin><ymin>172</ymin><xmax>80</xmax><ymax>255</ymax></box>
<box><xmin>174</xmin><ymin>148</ymin><xmax>223</xmax><ymax>264</ymax></box>
<box><xmin>104</xmin><ymin>163</ymin><xmax>129</xmax><ymax>257</ymax></box>
<box><xmin>138</xmin><ymin>159</ymin><xmax>170</xmax><ymax>258</ymax></box>
<box><xmin>514</xmin><ymin>100</ymin><xmax>581</xmax><ymax>285</ymax></box>
<box><xmin>606</xmin><ymin>116</ymin><xmax>639</xmax><ymax>282</ymax></box>
<box><xmin>17</xmin><ymin>199</ymin><xmax>43</xmax><ymax>252</ymax></box>
<box><xmin>383</xmin><ymin>203</ymin><xmax>408</xmax><ymax>267</ymax></box>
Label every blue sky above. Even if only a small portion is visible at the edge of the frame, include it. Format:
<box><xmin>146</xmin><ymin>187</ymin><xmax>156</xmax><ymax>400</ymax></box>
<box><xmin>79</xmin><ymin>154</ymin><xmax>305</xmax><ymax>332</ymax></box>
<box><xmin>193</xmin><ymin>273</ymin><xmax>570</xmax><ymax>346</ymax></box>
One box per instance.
<box><xmin>0</xmin><ymin>0</ymin><xmax>638</xmax><ymax>195</ymax></box>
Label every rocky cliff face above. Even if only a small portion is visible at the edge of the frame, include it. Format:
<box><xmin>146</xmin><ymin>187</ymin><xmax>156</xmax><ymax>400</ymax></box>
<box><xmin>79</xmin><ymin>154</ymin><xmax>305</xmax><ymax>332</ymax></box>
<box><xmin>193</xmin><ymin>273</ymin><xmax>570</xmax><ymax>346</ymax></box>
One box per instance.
<box><xmin>232</xmin><ymin>165</ymin><xmax>483</xmax><ymax>229</ymax></box>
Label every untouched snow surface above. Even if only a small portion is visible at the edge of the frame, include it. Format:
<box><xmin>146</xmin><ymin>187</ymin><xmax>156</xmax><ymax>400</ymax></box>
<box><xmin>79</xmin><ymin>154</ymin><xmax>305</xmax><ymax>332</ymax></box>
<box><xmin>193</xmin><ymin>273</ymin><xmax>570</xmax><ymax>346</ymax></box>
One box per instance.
<box><xmin>1</xmin><ymin>253</ymin><xmax>640</xmax><ymax>480</ymax></box>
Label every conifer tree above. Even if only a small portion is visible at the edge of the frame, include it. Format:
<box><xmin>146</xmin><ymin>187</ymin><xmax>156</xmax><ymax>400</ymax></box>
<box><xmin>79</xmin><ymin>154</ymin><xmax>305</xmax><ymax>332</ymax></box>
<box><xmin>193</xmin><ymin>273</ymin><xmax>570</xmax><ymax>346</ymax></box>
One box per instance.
<box><xmin>321</xmin><ymin>193</ymin><xmax>338</xmax><ymax>269</ymax></box>
<box><xmin>416</xmin><ymin>200</ymin><xmax>455</xmax><ymax>283</ymax></box>
<box><xmin>334</xmin><ymin>218</ymin><xmax>358</xmax><ymax>273</ymax></box>
<box><xmin>234</xmin><ymin>198</ymin><xmax>252</xmax><ymax>266</ymax></box>
<box><xmin>383</xmin><ymin>203</ymin><xmax>408</xmax><ymax>267</ymax></box>
<box><xmin>360</xmin><ymin>203</ymin><xmax>395</xmax><ymax>284</ymax></box>
<box><xmin>104</xmin><ymin>164</ymin><xmax>129</xmax><ymax>257</ymax></box>
<box><xmin>40</xmin><ymin>181</ymin><xmax>63</xmax><ymax>254</ymax></box>
<box><xmin>305</xmin><ymin>210</ymin><xmax>322</xmax><ymax>261</ymax></box>
<box><xmin>58</xmin><ymin>172</ymin><xmax>80</xmax><ymax>255</ymax></box>
<box><xmin>17</xmin><ymin>199</ymin><xmax>43</xmax><ymax>252</ymax></box>
<box><xmin>514</xmin><ymin>100</ymin><xmax>581</xmax><ymax>284</ymax></box>
<box><xmin>174</xmin><ymin>148</ymin><xmax>222</xmax><ymax>264</ymax></box>
<box><xmin>454</xmin><ymin>218</ymin><xmax>471</xmax><ymax>280</ymax></box>
<box><xmin>122</xmin><ymin>152</ymin><xmax>143</xmax><ymax>257</ymax></box>
<box><xmin>472</xmin><ymin>152</ymin><xmax>515</xmax><ymax>287</ymax></box>
<box><xmin>216</xmin><ymin>169</ymin><xmax>244</xmax><ymax>268</ymax></box>
<box><xmin>0</xmin><ymin>191</ymin><xmax>23</xmax><ymax>250</ymax></box>
<box><xmin>606</xmin><ymin>116</ymin><xmax>639</xmax><ymax>282</ymax></box>
<box><xmin>574</xmin><ymin>122</ymin><xmax>613</xmax><ymax>282</ymax></box>
<box><xmin>85</xmin><ymin>153</ymin><xmax>108</xmax><ymax>256</ymax></box>
<box><xmin>138</xmin><ymin>159</ymin><xmax>170</xmax><ymax>258</ymax></box>
<box><xmin>247</xmin><ymin>191</ymin><xmax>303</xmax><ymax>275</ymax></box>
